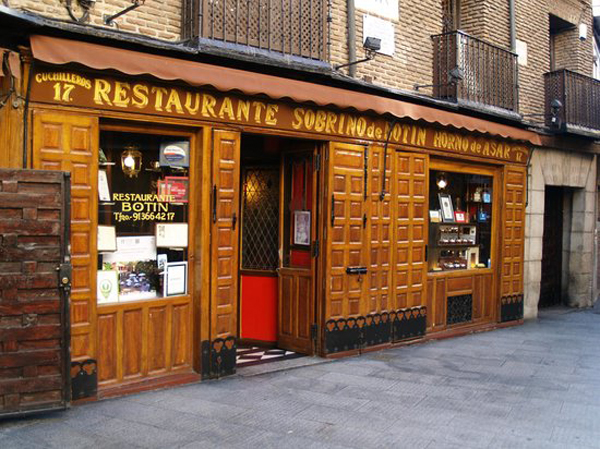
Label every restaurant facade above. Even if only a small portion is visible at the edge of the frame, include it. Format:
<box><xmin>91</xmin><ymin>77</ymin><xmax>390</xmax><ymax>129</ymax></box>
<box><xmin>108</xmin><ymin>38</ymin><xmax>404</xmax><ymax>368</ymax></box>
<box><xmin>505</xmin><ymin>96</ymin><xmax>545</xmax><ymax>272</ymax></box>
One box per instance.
<box><xmin>0</xmin><ymin>32</ymin><xmax>541</xmax><ymax>402</ymax></box>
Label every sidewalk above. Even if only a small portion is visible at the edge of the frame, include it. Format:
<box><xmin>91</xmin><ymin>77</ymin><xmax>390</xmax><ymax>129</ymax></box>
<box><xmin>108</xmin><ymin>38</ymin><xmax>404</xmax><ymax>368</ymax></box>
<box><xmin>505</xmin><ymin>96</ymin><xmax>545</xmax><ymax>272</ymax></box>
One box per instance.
<box><xmin>2</xmin><ymin>307</ymin><xmax>600</xmax><ymax>448</ymax></box>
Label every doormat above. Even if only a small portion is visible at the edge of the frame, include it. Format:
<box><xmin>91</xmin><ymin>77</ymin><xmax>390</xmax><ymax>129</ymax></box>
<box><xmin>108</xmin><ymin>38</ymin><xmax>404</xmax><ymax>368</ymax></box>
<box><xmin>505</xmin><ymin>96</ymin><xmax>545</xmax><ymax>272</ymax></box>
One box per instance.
<box><xmin>236</xmin><ymin>346</ymin><xmax>304</xmax><ymax>367</ymax></box>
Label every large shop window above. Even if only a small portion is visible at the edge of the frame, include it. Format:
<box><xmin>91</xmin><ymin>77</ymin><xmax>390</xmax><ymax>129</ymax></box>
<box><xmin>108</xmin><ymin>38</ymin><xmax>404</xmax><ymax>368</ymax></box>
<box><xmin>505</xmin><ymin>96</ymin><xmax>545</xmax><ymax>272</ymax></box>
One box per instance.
<box><xmin>428</xmin><ymin>170</ymin><xmax>493</xmax><ymax>272</ymax></box>
<box><xmin>96</xmin><ymin>131</ymin><xmax>190</xmax><ymax>304</ymax></box>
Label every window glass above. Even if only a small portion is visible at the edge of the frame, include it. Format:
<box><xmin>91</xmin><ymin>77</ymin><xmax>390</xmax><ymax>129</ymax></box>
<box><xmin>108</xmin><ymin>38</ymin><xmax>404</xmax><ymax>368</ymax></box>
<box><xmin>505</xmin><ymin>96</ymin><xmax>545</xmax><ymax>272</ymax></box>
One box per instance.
<box><xmin>428</xmin><ymin>170</ymin><xmax>493</xmax><ymax>272</ymax></box>
<box><xmin>97</xmin><ymin>131</ymin><xmax>190</xmax><ymax>303</ymax></box>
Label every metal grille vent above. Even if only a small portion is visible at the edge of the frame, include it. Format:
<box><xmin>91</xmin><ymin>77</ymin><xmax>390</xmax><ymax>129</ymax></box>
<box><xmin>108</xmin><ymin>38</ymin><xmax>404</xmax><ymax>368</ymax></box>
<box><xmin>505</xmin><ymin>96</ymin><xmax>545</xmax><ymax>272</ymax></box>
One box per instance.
<box><xmin>241</xmin><ymin>168</ymin><xmax>279</xmax><ymax>271</ymax></box>
<box><xmin>447</xmin><ymin>294</ymin><xmax>473</xmax><ymax>325</ymax></box>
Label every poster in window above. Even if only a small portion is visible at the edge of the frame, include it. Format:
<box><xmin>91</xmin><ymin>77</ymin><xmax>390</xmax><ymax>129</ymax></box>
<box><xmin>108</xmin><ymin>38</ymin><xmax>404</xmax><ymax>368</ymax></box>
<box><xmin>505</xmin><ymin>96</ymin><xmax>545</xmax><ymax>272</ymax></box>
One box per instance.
<box><xmin>293</xmin><ymin>210</ymin><xmax>311</xmax><ymax>246</ymax></box>
<box><xmin>156</xmin><ymin>223</ymin><xmax>188</xmax><ymax>248</ymax></box>
<box><xmin>97</xmin><ymin>225</ymin><xmax>117</xmax><ymax>252</ymax></box>
<box><xmin>158</xmin><ymin>176</ymin><xmax>189</xmax><ymax>203</ymax></box>
<box><xmin>159</xmin><ymin>141</ymin><xmax>190</xmax><ymax>168</ymax></box>
<box><xmin>438</xmin><ymin>194</ymin><xmax>455</xmax><ymax>222</ymax></box>
<box><xmin>97</xmin><ymin>270</ymin><xmax>119</xmax><ymax>304</ymax></box>
<box><xmin>98</xmin><ymin>170</ymin><xmax>111</xmax><ymax>202</ymax></box>
<box><xmin>164</xmin><ymin>261</ymin><xmax>188</xmax><ymax>297</ymax></box>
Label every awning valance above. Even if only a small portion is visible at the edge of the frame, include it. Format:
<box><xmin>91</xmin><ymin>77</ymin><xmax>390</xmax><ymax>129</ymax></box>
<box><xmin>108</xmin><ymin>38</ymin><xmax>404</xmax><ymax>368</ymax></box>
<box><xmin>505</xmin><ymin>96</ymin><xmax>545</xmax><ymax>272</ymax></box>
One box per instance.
<box><xmin>30</xmin><ymin>34</ymin><xmax>541</xmax><ymax>145</ymax></box>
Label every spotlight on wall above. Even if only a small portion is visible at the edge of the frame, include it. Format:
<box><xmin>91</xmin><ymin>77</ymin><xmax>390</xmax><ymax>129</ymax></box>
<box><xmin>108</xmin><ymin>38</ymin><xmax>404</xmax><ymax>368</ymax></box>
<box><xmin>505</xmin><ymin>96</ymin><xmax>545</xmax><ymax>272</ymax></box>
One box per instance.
<box><xmin>335</xmin><ymin>36</ymin><xmax>382</xmax><ymax>71</ymax></box>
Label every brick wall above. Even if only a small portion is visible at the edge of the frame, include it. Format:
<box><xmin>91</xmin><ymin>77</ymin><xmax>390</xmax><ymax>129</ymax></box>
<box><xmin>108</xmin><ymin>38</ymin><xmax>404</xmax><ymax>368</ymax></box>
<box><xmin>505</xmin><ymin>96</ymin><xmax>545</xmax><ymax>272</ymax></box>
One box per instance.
<box><xmin>0</xmin><ymin>169</ymin><xmax>68</xmax><ymax>415</ymax></box>
<box><xmin>10</xmin><ymin>0</ymin><xmax>181</xmax><ymax>41</ymax></box>
<box><xmin>8</xmin><ymin>0</ymin><xmax>594</xmax><ymax>116</ymax></box>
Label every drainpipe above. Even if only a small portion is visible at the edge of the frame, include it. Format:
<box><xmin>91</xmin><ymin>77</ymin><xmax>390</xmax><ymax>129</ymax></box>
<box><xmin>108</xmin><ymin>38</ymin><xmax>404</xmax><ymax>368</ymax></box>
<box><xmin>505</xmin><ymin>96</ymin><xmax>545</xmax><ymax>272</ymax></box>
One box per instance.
<box><xmin>509</xmin><ymin>0</ymin><xmax>516</xmax><ymax>51</ymax></box>
<box><xmin>347</xmin><ymin>0</ymin><xmax>357</xmax><ymax>77</ymax></box>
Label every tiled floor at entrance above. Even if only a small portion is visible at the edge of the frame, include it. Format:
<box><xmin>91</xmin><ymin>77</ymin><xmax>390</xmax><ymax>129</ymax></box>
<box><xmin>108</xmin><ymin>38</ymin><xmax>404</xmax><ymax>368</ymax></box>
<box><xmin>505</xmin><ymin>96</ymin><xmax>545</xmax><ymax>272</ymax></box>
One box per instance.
<box><xmin>236</xmin><ymin>346</ymin><xmax>304</xmax><ymax>367</ymax></box>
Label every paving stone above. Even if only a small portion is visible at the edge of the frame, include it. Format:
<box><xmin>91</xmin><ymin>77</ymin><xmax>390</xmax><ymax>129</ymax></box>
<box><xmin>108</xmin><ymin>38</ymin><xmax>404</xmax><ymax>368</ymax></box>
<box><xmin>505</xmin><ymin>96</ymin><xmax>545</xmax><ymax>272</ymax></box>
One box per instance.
<box><xmin>4</xmin><ymin>308</ymin><xmax>600</xmax><ymax>448</ymax></box>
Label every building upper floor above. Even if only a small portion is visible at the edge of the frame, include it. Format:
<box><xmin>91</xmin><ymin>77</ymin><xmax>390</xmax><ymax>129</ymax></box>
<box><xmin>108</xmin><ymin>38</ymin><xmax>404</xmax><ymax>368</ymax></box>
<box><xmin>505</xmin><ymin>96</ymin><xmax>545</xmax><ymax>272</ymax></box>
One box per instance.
<box><xmin>3</xmin><ymin>0</ymin><xmax>599</xmax><ymax>136</ymax></box>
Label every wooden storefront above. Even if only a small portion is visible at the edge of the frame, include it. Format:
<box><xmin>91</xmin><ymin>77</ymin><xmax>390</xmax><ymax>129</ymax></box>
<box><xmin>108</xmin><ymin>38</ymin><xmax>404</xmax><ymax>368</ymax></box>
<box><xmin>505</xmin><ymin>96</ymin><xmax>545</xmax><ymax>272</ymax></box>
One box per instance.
<box><xmin>16</xmin><ymin>35</ymin><xmax>531</xmax><ymax>400</ymax></box>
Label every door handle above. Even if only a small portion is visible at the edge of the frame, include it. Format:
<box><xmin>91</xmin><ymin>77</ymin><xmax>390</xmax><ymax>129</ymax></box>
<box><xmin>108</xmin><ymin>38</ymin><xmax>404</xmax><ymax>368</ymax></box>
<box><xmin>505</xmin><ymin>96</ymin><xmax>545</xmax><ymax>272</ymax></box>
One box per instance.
<box><xmin>232</xmin><ymin>212</ymin><xmax>237</xmax><ymax>230</ymax></box>
<box><xmin>212</xmin><ymin>185</ymin><xmax>217</xmax><ymax>223</ymax></box>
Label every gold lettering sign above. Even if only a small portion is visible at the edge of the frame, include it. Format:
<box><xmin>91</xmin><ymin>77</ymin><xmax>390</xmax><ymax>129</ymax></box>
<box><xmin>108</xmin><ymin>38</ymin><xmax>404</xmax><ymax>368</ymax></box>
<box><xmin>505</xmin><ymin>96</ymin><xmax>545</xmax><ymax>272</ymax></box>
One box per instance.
<box><xmin>112</xmin><ymin>193</ymin><xmax>175</xmax><ymax>222</ymax></box>
<box><xmin>31</xmin><ymin>69</ymin><xmax>529</xmax><ymax>164</ymax></box>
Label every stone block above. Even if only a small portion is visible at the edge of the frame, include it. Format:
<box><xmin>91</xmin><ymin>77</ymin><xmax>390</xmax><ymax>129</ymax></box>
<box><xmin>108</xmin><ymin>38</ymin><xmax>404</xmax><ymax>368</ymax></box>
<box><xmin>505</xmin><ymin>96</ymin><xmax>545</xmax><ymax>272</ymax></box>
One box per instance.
<box><xmin>528</xmin><ymin>236</ymin><xmax>543</xmax><ymax>262</ymax></box>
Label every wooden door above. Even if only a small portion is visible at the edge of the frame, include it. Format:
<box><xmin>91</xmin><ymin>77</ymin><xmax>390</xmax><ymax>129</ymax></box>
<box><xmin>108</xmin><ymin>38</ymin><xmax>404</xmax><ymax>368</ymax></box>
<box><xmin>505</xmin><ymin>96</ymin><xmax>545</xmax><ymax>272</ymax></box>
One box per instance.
<box><xmin>391</xmin><ymin>151</ymin><xmax>428</xmax><ymax>312</ymax></box>
<box><xmin>278</xmin><ymin>150</ymin><xmax>318</xmax><ymax>354</ymax></box>
<box><xmin>210</xmin><ymin>130</ymin><xmax>241</xmax><ymax>340</ymax></box>
<box><xmin>540</xmin><ymin>187</ymin><xmax>564</xmax><ymax>307</ymax></box>
<box><xmin>32</xmin><ymin>111</ymin><xmax>98</xmax><ymax>367</ymax></box>
<box><xmin>324</xmin><ymin>142</ymin><xmax>369</xmax><ymax>320</ymax></box>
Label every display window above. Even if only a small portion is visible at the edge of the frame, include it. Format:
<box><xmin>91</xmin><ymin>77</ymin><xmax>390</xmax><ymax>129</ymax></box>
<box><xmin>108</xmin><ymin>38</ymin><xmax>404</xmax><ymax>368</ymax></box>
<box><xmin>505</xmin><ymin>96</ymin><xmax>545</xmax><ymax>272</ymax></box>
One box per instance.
<box><xmin>428</xmin><ymin>169</ymin><xmax>493</xmax><ymax>272</ymax></box>
<box><xmin>96</xmin><ymin>130</ymin><xmax>190</xmax><ymax>303</ymax></box>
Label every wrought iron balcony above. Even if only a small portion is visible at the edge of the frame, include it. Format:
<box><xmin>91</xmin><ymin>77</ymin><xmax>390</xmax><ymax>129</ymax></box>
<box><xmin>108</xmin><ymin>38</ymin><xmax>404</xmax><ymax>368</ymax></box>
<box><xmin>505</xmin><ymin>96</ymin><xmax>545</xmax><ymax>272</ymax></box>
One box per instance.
<box><xmin>544</xmin><ymin>70</ymin><xmax>600</xmax><ymax>134</ymax></box>
<box><xmin>185</xmin><ymin>0</ymin><xmax>328</xmax><ymax>61</ymax></box>
<box><xmin>431</xmin><ymin>31</ymin><xmax>519</xmax><ymax>113</ymax></box>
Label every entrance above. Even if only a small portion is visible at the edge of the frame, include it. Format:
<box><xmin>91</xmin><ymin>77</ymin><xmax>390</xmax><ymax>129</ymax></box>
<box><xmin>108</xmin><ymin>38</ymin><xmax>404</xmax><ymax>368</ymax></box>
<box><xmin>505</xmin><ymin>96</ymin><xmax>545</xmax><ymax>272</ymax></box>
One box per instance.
<box><xmin>540</xmin><ymin>186</ymin><xmax>564</xmax><ymax>308</ymax></box>
<box><xmin>237</xmin><ymin>135</ymin><xmax>318</xmax><ymax>366</ymax></box>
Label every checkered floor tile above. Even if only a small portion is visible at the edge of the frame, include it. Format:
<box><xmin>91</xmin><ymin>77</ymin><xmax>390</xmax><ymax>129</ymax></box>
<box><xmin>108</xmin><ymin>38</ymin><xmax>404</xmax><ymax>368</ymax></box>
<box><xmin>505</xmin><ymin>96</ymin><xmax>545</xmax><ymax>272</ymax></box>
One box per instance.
<box><xmin>236</xmin><ymin>346</ymin><xmax>304</xmax><ymax>367</ymax></box>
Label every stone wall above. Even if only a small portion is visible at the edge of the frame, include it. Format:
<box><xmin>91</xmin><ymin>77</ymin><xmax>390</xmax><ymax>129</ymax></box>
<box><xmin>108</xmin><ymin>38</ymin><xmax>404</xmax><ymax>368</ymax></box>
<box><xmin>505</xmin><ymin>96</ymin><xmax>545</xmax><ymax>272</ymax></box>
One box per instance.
<box><xmin>524</xmin><ymin>149</ymin><xmax>597</xmax><ymax>319</ymax></box>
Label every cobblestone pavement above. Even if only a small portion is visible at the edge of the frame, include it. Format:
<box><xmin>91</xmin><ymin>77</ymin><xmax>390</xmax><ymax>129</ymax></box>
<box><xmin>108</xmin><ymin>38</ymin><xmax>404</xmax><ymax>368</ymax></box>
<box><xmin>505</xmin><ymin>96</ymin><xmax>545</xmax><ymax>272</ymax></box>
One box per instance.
<box><xmin>3</xmin><ymin>307</ymin><xmax>600</xmax><ymax>448</ymax></box>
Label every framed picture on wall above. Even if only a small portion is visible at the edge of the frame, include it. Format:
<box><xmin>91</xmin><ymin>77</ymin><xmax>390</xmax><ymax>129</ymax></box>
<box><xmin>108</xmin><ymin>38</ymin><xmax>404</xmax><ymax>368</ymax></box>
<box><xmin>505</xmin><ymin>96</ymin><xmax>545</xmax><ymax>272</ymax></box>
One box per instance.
<box><xmin>438</xmin><ymin>194</ymin><xmax>455</xmax><ymax>222</ymax></box>
<box><xmin>293</xmin><ymin>210</ymin><xmax>311</xmax><ymax>246</ymax></box>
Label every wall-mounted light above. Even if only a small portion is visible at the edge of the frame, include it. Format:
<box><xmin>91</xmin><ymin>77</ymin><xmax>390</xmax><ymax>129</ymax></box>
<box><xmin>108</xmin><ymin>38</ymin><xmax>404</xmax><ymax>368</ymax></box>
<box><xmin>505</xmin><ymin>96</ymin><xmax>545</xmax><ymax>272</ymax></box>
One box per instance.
<box><xmin>121</xmin><ymin>145</ymin><xmax>142</xmax><ymax>178</ymax></box>
<box><xmin>436</xmin><ymin>173</ymin><xmax>448</xmax><ymax>190</ymax></box>
<box><xmin>65</xmin><ymin>0</ymin><xmax>96</xmax><ymax>23</ymax></box>
<box><xmin>335</xmin><ymin>36</ymin><xmax>382</xmax><ymax>71</ymax></box>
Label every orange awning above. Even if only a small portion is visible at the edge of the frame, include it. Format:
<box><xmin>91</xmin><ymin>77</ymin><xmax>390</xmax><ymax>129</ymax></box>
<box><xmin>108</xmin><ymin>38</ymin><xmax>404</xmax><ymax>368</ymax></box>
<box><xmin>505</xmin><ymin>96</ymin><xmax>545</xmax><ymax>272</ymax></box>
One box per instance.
<box><xmin>30</xmin><ymin>34</ymin><xmax>541</xmax><ymax>145</ymax></box>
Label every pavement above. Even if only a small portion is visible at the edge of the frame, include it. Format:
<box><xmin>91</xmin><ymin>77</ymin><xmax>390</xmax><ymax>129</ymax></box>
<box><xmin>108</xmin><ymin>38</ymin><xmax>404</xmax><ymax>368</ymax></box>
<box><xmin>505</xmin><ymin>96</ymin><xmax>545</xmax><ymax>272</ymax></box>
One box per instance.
<box><xmin>2</xmin><ymin>307</ymin><xmax>600</xmax><ymax>448</ymax></box>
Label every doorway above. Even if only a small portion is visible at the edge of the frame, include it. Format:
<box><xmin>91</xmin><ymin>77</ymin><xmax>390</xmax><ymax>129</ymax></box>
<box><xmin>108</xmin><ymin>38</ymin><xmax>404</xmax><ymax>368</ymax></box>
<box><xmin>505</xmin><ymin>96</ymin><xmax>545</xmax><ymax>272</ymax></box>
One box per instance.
<box><xmin>237</xmin><ymin>135</ymin><xmax>319</xmax><ymax>367</ymax></box>
<box><xmin>540</xmin><ymin>186</ymin><xmax>564</xmax><ymax>308</ymax></box>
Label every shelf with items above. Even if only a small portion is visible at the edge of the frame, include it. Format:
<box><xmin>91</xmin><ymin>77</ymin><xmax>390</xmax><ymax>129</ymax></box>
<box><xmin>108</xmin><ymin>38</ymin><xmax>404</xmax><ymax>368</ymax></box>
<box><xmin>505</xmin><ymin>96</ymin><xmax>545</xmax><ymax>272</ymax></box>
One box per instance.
<box><xmin>429</xmin><ymin>170</ymin><xmax>495</xmax><ymax>273</ymax></box>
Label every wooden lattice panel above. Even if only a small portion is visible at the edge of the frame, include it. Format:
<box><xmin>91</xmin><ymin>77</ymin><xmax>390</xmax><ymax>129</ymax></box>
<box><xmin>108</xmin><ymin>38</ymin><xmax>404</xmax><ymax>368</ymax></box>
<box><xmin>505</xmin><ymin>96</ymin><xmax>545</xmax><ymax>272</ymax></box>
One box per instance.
<box><xmin>501</xmin><ymin>166</ymin><xmax>526</xmax><ymax>297</ymax></box>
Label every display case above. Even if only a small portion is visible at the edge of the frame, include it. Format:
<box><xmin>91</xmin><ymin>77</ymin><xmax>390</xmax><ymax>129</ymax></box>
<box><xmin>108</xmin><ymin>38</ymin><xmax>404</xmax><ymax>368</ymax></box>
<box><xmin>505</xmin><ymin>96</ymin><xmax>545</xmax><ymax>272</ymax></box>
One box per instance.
<box><xmin>428</xmin><ymin>170</ymin><xmax>493</xmax><ymax>272</ymax></box>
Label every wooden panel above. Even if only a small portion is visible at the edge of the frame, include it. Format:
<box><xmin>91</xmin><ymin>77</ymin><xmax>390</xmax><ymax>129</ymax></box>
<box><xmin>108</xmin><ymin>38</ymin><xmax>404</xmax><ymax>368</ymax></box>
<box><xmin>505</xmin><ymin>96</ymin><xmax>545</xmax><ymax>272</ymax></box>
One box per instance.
<box><xmin>122</xmin><ymin>309</ymin><xmax>143</xmax><ymax>379</ymax></box>
<box><xmin>97</xmin><ymin>313</ymin><xmax>117</xmax><ymax>384</ymax></box>
<box><xmin>171</xmin><ymin>303</ymin><xmax>191</xmax><ymax>368</ymax></box>
<box><xmin>97</xmin><ymin>298</ymin><xmax>192</xmax><ymax>387</ymax></box>
<box><xmin>435</xmin><ymin>277</ymin><xmax>446</xmax><ymax>328</ymax></box>
<box><xmin>367</xmin><ymin>144</ymin><xmax>392</xmax><ymax>314</ymax></box>
<box><xmin>447</xmin><ymin>276</ymin><xmax>472</xmax><ymax>293</ymax></box>
<box><xmin>32</xmin><ymin>111</ymin><xmax>98</xmax><ymax>363</ymax></box>
<box><xmin>392</xmin><ymin>151</ymin><xmax>428</xmax><ymax>309</ymax></box>
<box><xmin>278</xmin><ymin>268</ymin><xmax>313</xmax><ymax>353</ymax></box>
<box><xmin>325</xmin><ymin>142</ymin><xmax>368</xmax><ymax>319</ymax></box>
<box><xmin>426</xmin><ymin>277</ymin><xmax>435</xmax><ymax>329</ymax></box>
<box><xmin>211</xmin><ymin>130</ymin><xmax>241</xmax><ymax>339</ymax></box>
<box><xmin>501</xmin><ymin>166</ymin><xmax>526</xmax><ymax>297</ymax></box>
<box><xmin>148</xmin><ymin>306</ymin><xmax>168</xmax><ymax>374</ymax></box>
<box><xmin>473</xmin><ymin>275</ymin><xmax>483</xmax><ymax>320</ymax></box>
<box><xmin>0</xmin><ymin>169</ymin><xmax>69</xmax><ymax>416</ymax></box>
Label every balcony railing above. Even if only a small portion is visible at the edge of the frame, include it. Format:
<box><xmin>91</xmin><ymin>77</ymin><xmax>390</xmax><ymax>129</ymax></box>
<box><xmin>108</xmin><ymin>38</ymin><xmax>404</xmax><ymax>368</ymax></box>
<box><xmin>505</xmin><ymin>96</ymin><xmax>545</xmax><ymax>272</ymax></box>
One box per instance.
<box><xmin>190</xmin><ymin>0</ymin><xmax>328</xmax><ymax>61</ymax></box>
<box><xmin>544</xmin><ymin>70</ymin><xmax>600</xmax><ymax>133</ymax></box>
<box><xmin>432</xmin><ymin>31</ymin><xmax>519</xmax><ymax>112</ymax></box>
